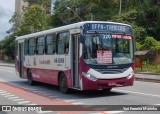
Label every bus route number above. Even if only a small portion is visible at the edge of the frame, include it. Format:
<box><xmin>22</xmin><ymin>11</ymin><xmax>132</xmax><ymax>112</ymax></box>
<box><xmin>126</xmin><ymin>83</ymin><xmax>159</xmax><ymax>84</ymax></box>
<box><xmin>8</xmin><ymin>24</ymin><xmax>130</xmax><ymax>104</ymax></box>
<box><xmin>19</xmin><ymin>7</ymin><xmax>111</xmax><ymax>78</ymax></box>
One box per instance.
<box><xmin>103</xmin><ymin>34</ymin><xmax>111</xmax><ymax>40</ymax></box>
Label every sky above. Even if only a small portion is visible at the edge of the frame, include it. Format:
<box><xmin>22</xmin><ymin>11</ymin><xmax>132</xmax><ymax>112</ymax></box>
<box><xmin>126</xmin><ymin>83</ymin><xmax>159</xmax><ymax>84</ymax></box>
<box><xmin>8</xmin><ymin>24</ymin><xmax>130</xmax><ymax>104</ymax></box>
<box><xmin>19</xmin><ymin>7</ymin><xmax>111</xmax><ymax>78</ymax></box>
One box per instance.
<box><xmin>0</xmin><ymin>0</ymin><xmax>15</xmax><ymax>41</ymax></box>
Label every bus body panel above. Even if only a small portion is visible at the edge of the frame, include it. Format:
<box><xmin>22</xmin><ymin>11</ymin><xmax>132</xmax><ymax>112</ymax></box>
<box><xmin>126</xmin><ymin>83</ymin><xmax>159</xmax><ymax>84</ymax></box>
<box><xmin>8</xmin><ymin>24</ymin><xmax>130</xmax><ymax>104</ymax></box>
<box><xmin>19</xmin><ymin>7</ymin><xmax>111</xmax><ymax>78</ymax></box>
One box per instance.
<box><xmin>79</xmin><ymin>56</ymin><xmax>134</xmax><ymax>90</ymax></box>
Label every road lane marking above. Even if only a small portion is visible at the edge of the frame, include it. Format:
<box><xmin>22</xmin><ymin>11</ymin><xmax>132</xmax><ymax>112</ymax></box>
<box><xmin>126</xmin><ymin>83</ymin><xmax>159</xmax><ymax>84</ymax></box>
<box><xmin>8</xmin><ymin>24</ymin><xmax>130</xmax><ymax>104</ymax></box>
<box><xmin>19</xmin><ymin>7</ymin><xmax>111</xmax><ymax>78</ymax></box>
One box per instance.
<box><xmin>0</xmin><ymin>91</ymin><xmax>6</xmax><ymax>93</ymax></box>
<box><xmin>106</xmin><ymin>111</ymin><xmax>124</xmax><ymax>114</ymax></box>
<box><xmin>1</xmin><ymin>93</ymin><xmax>11</xmax><ymax>95</ymax></box>
<box><xmin>113</xmin><ymin>89</ymin><xmax>160</xmax><ymax>98</ymax></box>
<box><xmin>64</xmin><ymin>99</ymin><xmax>75</xmax><ymax>102</ymax></box>
<box><xmin>8</xmin><ymin>96</ymin><xmax>20</xmax><ymax>99</ymax></box>
<box><xmin>17</xmin><ymin>101</ymin><xmax>30</xmax><ymax>104</ymax></box>
<box><xmin>12</xmin><ymin>98</ymin><xmax>24</xmax><ymax>101</ymax></box>
<box><xmin>72</xmin><ymin>102</ymin><xmax>84</xmax><ymax>105</ymax></box>
<box><xmin>37</xmin><ymin>111</ymin><xmax>53</xmax><ymax>114</ymax></box>
<box><xmin>27</xmin><ymin>104</ymin><xmax>37</xmax><ymax>105</ymax></box>
<box><xmin>4</xmin><ymin>95</ymin><xmax>15</xmax><ymax>97</ymax></box>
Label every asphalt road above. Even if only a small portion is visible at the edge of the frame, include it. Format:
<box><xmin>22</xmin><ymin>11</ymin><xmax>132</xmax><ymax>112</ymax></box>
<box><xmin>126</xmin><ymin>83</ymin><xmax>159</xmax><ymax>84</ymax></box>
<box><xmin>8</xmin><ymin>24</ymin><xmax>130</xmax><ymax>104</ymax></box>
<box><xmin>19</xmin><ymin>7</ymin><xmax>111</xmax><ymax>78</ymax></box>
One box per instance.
<box><xmin>0</xmin><ymin>66</ymin><xmax>160</xmax><ymax>114</ymax></box>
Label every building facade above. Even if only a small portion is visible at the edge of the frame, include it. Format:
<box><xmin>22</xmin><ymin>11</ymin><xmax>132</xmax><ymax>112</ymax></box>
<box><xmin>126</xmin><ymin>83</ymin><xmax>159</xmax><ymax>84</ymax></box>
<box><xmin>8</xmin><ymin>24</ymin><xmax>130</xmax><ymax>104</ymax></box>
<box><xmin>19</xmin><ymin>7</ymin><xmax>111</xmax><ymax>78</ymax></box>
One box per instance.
<box><xmin>15</xmin><ymin>0</ymin><xmax>55</xmax><ymax>14</ymax></box>
<box><xmin>15</xmin><ymin>0</ymin><xmax>28</xmax><ymax>12</ymax></box>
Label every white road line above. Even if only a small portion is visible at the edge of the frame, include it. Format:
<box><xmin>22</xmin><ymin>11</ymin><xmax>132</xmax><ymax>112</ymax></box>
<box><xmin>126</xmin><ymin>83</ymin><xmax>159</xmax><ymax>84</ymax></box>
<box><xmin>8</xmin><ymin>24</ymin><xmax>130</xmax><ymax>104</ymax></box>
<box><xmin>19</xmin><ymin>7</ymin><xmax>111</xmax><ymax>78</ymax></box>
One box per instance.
<box><xmin>72</xmin><ymin>102</ymin><xmax>84</xmax><ymax>105</ymax></box>
<box><xmin>4</xmin><ymin>95</ymin><xmax>15</xmax><ymax>97</ymax></box>
<box><xmin>37</xmin><ymin>111</ymin><xmax>53</xmax><ymax>113</ymax></box>
<box><xmin>1</xmin><ymin>93</ymin><xmax>11</xmax><ymax>96</ymax></box>
<box><xmin>27</xmin><ymin>104</ymin><xmax>37</xmax><ymax>105</ymax></box>
<box><xmin>89</xmin><ymin>113</ymin><xmax>100</xmax><ymax>114</ymax></box>
<box><xmin>0</xmin><ymin>91</ymin><xmax>6</xmax><ymax>93</ymax></box>
<box><xmin>113</xmin><ymin>89</ymin><xmax>160</xmax><ymax>98</ymax></box>
<box><xmin>106</xmin><ymin>111</ymin><xmax>124</xmax><ymax>114</ymax></box>
<box><xmin>17</xmin><ymin>101</ymin><xmax>30</xmax><ymax>104</ymax></box>
<box><xmin>63</xmin><ymin>99</ymin><xmax>75</xmax><ymax>102</ymax></box>
<box><xmin>8</xmin><ymin>96</ymin><xmax>20</xmax><ymax>99</ymax></box>
<box><xmin>13</xmin><ymin>98</ymin><xmax>24</xmax><ymax>101</ymax></box>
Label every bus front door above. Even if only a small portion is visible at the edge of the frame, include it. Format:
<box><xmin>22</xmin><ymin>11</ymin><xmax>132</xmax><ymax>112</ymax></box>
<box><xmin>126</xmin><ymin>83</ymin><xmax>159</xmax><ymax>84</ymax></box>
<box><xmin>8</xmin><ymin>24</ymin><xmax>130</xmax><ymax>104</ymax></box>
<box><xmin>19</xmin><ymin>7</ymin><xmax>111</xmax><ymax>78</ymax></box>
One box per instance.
<box><xmin>71</xmin><ymin>34</ymin><xmax>80</xmax><ymax>88</ymax></box>
<box><xmin>18</xmin><ymin>43</ymin><xmax>24</xmax><ymax>78</ymax></box>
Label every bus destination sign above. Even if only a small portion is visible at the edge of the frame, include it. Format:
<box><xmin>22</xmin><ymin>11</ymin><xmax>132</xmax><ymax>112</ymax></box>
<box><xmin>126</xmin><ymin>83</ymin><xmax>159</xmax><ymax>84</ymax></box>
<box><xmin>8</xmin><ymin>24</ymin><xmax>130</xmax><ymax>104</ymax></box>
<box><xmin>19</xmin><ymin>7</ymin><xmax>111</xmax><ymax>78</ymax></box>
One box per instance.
<box><xmin>83</xmin><ymin>23</ymin><xmax>132</xmax><ymax>34</ymax></box>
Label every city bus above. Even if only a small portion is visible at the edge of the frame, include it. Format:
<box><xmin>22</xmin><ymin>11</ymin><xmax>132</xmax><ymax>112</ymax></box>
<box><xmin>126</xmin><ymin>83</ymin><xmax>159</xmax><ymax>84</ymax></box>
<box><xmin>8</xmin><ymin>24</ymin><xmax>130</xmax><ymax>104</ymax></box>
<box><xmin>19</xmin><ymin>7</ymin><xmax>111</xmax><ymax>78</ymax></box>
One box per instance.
<box><xmin>15</xmin><ymin>21</ymin><xmax>135</xmax><ymax>93</ymax></box>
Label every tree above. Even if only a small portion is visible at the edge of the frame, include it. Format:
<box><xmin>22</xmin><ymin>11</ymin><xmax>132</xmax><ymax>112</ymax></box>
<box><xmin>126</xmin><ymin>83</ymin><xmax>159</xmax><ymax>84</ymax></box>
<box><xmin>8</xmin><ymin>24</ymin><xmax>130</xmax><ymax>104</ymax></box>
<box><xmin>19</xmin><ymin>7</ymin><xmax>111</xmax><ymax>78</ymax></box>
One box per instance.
<box><xmin>21</xmin><ymin>5</ymin><xmax>50</xmax><ymax>34</ymax></box>
<box><xmin>24</xmin><ymin>0</ymin><xmax>51</xmax><ymax>13</ymax></box>
<box><xmin>141</xmin><ymin>36</ymin><xmax>160</xmax><ymax>50</ymax></box>
<box><xmin>8</xmin><ymin>12</ymin><xmax>23</xmax><ymax>33</ymax></box>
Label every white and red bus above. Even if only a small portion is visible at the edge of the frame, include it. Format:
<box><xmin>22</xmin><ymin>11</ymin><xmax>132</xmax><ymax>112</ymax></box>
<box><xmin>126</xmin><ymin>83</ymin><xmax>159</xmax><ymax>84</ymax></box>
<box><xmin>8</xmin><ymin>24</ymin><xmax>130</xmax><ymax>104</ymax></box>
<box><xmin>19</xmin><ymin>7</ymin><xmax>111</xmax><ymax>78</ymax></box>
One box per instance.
<box><xmin>15</xmin><ymin>21</ymin><xmax>135</xmax><ymax>93</ymax></box>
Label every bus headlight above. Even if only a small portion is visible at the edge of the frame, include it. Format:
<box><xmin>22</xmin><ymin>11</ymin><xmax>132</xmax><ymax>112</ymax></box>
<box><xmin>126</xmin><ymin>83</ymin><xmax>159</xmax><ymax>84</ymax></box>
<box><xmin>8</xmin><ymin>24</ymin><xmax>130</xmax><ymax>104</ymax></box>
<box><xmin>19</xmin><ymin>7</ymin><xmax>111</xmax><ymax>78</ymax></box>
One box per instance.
<box><xmin>82</xmin><ymin>72</ymin><xmax>97</xmax><ymax>81</ymax></box>
<box><xmin>127</xmin><ymin>71</ymin><xmax>134</xmax><ymax>79</ymax></box>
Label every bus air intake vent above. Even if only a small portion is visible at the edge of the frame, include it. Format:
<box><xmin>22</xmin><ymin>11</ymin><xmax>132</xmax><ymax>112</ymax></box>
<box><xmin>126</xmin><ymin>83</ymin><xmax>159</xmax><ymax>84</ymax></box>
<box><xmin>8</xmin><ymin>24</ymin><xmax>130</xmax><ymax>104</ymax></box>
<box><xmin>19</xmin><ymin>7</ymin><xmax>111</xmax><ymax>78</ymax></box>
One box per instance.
<box><xmin>94</xmin><ymin>68</ymin><xmax>128</xmax><ymax>74</ymax></box>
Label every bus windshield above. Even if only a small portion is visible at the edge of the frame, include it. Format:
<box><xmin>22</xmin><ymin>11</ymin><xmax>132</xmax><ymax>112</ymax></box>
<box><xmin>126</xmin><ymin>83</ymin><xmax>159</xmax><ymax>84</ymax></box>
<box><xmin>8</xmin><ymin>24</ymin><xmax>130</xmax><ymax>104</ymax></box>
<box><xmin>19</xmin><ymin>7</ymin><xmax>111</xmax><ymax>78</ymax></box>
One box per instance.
<box><xmin>83</xmin><ymin>33</ymin><xmax>134</xmax><ymax>65</ymax></box>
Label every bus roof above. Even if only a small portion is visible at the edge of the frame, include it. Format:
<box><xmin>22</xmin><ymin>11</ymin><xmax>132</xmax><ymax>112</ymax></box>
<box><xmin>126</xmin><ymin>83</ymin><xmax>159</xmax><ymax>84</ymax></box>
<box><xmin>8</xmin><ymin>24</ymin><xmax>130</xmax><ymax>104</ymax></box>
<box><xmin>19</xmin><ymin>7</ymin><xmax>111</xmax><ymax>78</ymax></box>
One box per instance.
<box><xmin>15</xmin><ymin>21</ymin><xmax>131</xmax><ymax>41</ymax></box>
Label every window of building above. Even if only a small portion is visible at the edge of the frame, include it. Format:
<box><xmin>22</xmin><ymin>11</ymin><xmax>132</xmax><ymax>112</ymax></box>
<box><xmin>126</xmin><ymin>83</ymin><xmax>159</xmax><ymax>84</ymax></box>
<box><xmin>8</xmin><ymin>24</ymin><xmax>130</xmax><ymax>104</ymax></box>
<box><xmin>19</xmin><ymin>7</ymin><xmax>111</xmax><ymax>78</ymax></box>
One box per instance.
<box><xmin>46</xmin><ymin>34</ymin><xmax>56</xmax><ymax>54</ymax></box>
<box><xmin>37</xmin><ymin>36</ymin><xmax>45</xmax><ymax>55</ymax></box>
<box><xmin>28</xmin><ymin>38</ymin><xmax>36</xmax><ymax>55</ymax></box>
<box><xmin>57</xmin><ymin>32</ymin><xmax>69</xmax><ymax>54</ymax></box>
<box><xmin>24</xmin><ymin>39</ymin><xmax>28</xmax><ymax>55</ymax></box>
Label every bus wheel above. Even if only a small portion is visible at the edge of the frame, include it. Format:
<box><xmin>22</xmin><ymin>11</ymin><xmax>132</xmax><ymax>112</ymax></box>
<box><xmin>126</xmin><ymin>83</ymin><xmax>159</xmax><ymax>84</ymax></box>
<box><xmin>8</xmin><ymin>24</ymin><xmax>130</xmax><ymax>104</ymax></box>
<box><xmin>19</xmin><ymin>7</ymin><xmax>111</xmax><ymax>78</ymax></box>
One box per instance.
<box><xmin>102</xmin><ymin>88</ymin><xmax>112</xmax><ymax>93</ymax></box>
<box><xmin>59</xmin><ymin>73</ymin><xmax>69</xmax><ymax>94</ymax></box>
<box><xmin>27</xmin><ymin>70</ymin><xmax>35</xmax><ymax>85</ymax></box>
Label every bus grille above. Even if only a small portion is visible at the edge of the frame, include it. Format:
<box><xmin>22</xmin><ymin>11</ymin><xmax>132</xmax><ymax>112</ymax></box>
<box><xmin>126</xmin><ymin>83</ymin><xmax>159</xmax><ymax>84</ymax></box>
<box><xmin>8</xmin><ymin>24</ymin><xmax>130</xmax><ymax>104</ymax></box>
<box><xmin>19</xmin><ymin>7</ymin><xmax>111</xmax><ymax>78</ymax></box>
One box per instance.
<box><xmin>94</xmin><ymin>68</ymin><xmax>128</xmax><ymax>74</ymax></box>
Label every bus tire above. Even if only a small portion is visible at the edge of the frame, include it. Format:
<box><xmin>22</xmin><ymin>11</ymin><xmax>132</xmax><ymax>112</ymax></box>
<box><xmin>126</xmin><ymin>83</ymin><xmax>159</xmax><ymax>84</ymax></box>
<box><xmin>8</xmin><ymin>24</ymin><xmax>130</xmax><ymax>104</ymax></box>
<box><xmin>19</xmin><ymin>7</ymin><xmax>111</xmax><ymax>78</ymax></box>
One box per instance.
<box><xmin>27</xmin><ymin>70</ymin><xmax>35</xmax><ymax>86</ymax></box>
<box><xmin>59</xmin><ymin>73</ymin><xmax>69</xmax><ymax>94</ymax></box>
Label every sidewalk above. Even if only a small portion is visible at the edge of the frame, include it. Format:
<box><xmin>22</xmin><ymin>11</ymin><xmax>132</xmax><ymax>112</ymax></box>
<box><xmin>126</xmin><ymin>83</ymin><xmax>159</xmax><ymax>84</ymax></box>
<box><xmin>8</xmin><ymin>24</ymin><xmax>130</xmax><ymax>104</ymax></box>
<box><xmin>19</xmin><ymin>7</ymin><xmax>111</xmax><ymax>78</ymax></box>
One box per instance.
<box><xmin>0</xmin><ymin>60</ymin><xmax>15</xmax><ymax>67</ymax></box>
<box><xmin>135</xmin><ymin>73</ymin><xmax>160</xmax><ymax>83</ymax></box>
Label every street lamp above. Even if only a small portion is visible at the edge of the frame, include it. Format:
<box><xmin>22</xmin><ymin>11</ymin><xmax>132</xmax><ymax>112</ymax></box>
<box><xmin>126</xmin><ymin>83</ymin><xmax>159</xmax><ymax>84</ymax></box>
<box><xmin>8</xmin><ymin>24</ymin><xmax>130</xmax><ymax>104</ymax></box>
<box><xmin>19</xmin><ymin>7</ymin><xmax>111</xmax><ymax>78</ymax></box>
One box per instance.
<box><xmin>66</xmin><ymin>7</ymin><xmax>83</xmax><ymax>21</ymax></box>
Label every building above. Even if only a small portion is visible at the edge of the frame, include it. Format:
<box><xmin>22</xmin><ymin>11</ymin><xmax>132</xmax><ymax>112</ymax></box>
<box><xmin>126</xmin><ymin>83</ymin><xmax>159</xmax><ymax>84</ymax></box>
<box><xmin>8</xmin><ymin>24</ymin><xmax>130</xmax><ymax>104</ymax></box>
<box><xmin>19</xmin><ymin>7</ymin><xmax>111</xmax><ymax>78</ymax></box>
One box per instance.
<box><xmin>15</xmin><ymin>0</ymin><xmax>28</xmax><ymax>12</ymax></box>
<box><xmin>15</xmin><ymin>0</ymin><xmax>56</xmax><ymax>14</ymax></box>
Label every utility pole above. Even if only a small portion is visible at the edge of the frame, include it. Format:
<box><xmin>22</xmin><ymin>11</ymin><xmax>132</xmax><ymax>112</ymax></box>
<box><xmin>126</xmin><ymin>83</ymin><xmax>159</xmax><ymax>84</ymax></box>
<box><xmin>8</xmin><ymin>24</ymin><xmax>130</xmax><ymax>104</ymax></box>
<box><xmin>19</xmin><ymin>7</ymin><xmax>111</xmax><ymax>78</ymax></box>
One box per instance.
<box><xmin>119</xmin><ymin>0</ymin><xmax>122</xmax><ymax>15</ymax></box>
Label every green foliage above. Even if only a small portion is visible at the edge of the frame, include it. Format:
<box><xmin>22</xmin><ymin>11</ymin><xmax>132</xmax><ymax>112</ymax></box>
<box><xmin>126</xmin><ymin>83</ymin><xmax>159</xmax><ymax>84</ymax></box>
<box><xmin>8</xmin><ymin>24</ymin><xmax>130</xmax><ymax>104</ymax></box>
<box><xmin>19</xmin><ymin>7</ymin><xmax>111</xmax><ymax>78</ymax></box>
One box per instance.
<box><xmin>8</xmin><ymin>12</ymin><xmax>23</xmax><ymax>33</ymax></box>
<box><xmin>21</xmin><ymin>5</ymin><xmax>50</xmax><ymax>33</ymax></box>
<box><xmin>141</xmin><ymin>36</ymin><xmax>160</xmax><ymax>50</ymax></box>
<box><xmin>136</xmin><ymin>42</ymin><xmax>141</xmax><ymax>51</ymax></box>
<box><xmin>136</xmin><ymin>64</ymin><xmax>160</xmax><ymax>73</ymax></box>
<box><xmin>24</xmin><ymin>0</ymin><xmax>51</xmax><ymax>13</ymax></box>
<box><xmin>0</xmin><ymin>34</ymin><xmax>15</xmax><ymax>59</ymax></box>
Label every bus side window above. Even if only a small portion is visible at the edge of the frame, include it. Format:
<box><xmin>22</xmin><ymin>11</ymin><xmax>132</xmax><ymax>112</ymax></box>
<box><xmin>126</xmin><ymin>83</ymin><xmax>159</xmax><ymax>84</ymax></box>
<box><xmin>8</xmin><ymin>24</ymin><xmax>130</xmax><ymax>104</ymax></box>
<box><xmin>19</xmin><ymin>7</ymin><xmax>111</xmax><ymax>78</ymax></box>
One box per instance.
<box><xmin>57</xmin><ymin>32</ymin><xmax>69</xmax><ymax>54</ymax></box>
<box><xmin>28</xmin><ymin>38</ymin><xmax>36</xmax><ymax>55</ymax></box>
<box><xmin>24</xmin><ymin>39</ymin><xmax>28</xmax><ymax>55</ymax></box>
<box><xmin>15</xmin><ymin>41</ymin><xmax>18</xmax><ymax>56</ymax></box>
<box><xmin>46</xmin><ymin>34</ymin><xmax>56</xmax><ymax>54</ymax></box>
<box><xmin>37</xmin><ymin>36</ymin><xmax>45</xmax><ymax>55</ymax></box>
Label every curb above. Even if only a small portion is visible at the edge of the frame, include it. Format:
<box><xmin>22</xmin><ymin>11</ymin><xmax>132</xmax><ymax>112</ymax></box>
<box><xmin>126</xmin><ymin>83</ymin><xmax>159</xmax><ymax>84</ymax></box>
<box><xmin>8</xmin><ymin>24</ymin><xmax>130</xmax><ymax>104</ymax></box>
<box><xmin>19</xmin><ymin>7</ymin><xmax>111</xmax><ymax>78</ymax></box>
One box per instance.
<box><xmin>136</xmin><ymin>72</ymin><xmax>160</xmax><ymax>75</ymax></box>
<box><xmin>135</xmin><ymin>77</ymin><xmax>160</xmax><ymax>83</ymax></box>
